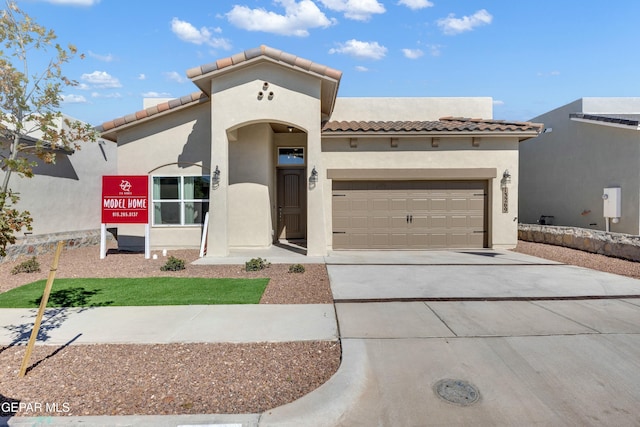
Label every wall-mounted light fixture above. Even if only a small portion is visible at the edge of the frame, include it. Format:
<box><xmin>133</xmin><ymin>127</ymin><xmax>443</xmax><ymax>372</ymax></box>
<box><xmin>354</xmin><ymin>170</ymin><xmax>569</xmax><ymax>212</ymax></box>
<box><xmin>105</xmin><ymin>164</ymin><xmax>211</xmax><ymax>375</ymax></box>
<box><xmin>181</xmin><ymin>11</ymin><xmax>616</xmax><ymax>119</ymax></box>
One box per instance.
<box><xmin>501</xmin><ymin>169</ymin><xmax>511</xmax><ymax>213</ymax></box>
<box><xmin>212</xmin><ymin>165</ymin><xmax>221</xmax><ymax>186</ymax></box>
<box><xmin>287</xmin><ymin>126</ymin><xmax>294</xmax><ymax>133</ymax></box>
<box><xmin>309</xmin><ymin>166</ymin><xmax>318</xmax><ymax>183</ymax></box>
<box><xmin>501</xmin><ymin>169</ymin><xmax>512</xmax><ymax>188</ymax></box>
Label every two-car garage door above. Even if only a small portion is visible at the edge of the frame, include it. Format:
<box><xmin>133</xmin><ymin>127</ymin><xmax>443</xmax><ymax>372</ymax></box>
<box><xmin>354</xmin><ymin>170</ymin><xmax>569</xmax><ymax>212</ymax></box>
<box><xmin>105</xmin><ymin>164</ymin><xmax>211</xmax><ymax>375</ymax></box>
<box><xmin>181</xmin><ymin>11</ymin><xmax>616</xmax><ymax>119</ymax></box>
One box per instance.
<box><xmin>332</xmin><ymin>181</ymin><xmax>488</xmax><ymax>249</ymax></box>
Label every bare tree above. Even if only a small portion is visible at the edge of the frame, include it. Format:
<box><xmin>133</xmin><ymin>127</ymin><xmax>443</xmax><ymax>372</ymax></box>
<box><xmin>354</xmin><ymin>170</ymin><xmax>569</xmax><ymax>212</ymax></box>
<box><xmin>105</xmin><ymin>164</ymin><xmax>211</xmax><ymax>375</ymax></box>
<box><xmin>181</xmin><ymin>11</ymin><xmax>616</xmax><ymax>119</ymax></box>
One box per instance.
<box><xmin>0</xmin><ymin>0</ymin><xmax>96</xmax><ymax>256</ymax></box>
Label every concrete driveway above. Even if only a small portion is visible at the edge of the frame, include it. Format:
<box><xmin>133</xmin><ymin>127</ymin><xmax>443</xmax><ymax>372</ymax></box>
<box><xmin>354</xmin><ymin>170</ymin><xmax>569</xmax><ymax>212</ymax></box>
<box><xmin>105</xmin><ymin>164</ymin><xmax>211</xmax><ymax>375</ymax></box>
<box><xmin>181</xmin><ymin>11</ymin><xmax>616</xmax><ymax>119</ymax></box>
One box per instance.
<box><xmin>261</xmin><ymin>250</ymin><xmax>640</xmax><ymax>426</ymax></box>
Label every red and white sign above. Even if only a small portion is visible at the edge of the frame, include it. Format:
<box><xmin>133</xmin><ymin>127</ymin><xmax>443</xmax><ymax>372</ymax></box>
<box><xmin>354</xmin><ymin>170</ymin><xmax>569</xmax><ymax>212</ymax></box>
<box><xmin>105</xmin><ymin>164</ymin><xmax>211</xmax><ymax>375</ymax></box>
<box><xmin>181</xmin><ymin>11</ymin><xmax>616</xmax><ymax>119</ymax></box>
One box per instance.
<box><xmin>102</xmin><ymin>175</ymin><xmax>149</xmax><ymax>224</ymax></box>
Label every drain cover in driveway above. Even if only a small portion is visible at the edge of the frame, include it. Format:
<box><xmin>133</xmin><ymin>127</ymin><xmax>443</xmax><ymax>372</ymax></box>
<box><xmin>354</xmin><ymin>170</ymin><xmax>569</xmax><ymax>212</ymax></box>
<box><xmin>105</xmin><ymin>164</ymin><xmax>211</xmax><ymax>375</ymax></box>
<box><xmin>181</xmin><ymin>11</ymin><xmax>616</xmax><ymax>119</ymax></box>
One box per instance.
<box><xmin>434</xmin><ymin>379</ymin><xmax>480</xmax><ymax>406</ymax></box>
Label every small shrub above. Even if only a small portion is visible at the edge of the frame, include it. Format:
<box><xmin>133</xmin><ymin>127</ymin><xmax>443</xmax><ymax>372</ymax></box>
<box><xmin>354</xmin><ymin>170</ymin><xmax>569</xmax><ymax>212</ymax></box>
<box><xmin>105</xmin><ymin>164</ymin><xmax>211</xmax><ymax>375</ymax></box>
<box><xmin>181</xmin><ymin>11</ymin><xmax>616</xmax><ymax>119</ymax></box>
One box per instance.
<box><xmin>245</xmin><ymin>257</ymin><xmax>270</xmax><ymax>272</ymax></box>
<box><xmin>11</xmin><ymin>257</ymin><xmax>40</xmax><ymax>275</ymax></box>
<box><xmin>288</xmin><ymin>264</ymin><xmax>305</xmax><ymax>274</ymax></box>
<box><xmin>160</xmin><ymin>256</ymin><xmax>185</xmax><ymax>271</ymax></box>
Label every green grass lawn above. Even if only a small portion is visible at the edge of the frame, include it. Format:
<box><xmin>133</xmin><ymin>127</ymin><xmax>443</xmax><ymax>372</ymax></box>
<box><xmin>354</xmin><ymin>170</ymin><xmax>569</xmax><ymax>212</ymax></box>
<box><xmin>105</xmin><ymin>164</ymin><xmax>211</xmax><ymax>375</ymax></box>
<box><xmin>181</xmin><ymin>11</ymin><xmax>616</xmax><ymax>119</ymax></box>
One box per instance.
<box><xmin>0</xmin><ymin>277</ymin><xmax>269</xmax><ymax>308</ymax></box>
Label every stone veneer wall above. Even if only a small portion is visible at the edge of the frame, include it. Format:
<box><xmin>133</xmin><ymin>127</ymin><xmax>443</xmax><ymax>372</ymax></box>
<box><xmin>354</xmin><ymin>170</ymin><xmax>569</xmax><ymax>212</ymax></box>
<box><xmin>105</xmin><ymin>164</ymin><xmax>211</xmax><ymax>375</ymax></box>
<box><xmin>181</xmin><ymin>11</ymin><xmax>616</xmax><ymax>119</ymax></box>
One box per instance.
<box><xmin>0</xmin><ymin>229</ymin><xmax>114</xmax><ymax>263</ymax></box>
<box><xmin>518</xmin><ymin>224</ymin><xmax>640</xmax><ymax>262</ymax></box>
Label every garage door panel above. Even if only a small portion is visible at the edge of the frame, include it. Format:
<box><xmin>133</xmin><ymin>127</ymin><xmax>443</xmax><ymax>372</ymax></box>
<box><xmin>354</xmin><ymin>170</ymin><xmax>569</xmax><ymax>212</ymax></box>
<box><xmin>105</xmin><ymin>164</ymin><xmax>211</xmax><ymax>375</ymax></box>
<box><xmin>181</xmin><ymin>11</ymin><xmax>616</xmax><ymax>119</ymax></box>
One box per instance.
<box><xmin>332</xmin><ymin>180</ymin><xmax>487</xmax><ymax>250</ymax></box>
<box><xmin>332</xmin><ymin>217</ymin><xmax>351</xmax><ymax>229</ymax></box>
<box><xmin>450</xmin><ymin>215</ymin><xmax>468</xmax><ymax>228</ymax></box>
<box><xmin>449</xmin><ymin>233</ymin><xmax>470</xmax><ymax>247</ymax></box>
<box><xmin>450</xmin><ymin>198</ymin><xmax>470</xmax><ymax>211</ymax></box>
<box><xmin>431</xmin><ymin>215</ymin><xmax>447</xmax><ymax>228</ymax></box>
<box><xmin>430</xmin><ymin>198</ymin><xmax>447</xmax><ymax>211</ymax></box>
<box><xmin>412</xmin><ymin>216</ymin><xmax>428</xmax><ymax>228</ymax></box>
<box><xmin>430</xmin><ymin>234</ymin><xmax>447</xmax><ymax>247</ymax></box>
<box><xmin>390</xmin><ymin>234</ymin><xmax>408</xmax><ymax>246</ymax></box>
<box><xmin>390</xmin><ymin>216</ymin><xmax>408</xmax><ymax>228</ymax></box>
<box><xmin>390</xmin><ymin>198</ymin><xmax>408</xmax><ymax>211</ymax></box>
<box><xmin>351</xmin><ymin>199</ymin><xmax>369</xmax><ymax>211</ymax></box>
<box><xmin>468</xmin><ymin>215</ymin><xmax>485</xmax><ymax>228</ymax></box>
<box><xmin>371</xmin><ymin>216</ymin><xmax>390</xmax><ymax>228</ymax></box>
<box><xmin>409</xmin><ymin>198</ymin><xmax>429</xmax><ymax>211</ymax></box>
<box><xmin>468</xmin><ymin>201</ymin><xmax>484</xmax><ymax>212</ymax></box>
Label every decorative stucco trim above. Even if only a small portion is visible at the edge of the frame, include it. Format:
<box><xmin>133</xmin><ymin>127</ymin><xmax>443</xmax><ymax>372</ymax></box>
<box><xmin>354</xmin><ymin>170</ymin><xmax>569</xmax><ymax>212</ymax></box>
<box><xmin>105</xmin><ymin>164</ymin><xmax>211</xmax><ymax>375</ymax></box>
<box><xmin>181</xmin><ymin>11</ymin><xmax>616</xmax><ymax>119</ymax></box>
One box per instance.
<box><xmin>327</xmin><ymin>168</ymin><xmax>497</xmax><ymax>180</ymax></box>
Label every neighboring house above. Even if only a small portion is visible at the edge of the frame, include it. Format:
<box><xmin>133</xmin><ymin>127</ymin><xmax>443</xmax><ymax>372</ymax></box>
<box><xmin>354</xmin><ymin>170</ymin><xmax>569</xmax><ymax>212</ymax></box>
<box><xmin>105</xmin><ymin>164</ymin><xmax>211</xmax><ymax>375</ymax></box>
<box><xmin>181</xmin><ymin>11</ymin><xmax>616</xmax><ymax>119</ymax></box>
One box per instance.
<box><xmin>520</xmin><ymin>98</ymin><xmax>640</xmax><ymax>235</ymax></box>
<box><xmin>1</xmin><ymin>114</ymin><xmax>117</xmax><ymax>238</ymax></box>
<box><xmin>98</xmin><ymin>45</ymin><xmax>542</xmax><ymax>257</ymax></box>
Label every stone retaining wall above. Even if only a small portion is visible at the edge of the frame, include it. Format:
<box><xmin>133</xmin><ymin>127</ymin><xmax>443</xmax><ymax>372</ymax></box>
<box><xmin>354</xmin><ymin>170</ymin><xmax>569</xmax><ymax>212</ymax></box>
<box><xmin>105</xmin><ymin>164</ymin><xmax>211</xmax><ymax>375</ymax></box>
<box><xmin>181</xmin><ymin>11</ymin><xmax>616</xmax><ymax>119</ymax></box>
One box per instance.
<box><xmin>518</xmin><ymin>224</ymin><xmax>640</xmax><ymax>262</ymax></box>
<box><xmin>0</xmin><ymin>229</ymin><xmax>114</xmax><ymax>263</ymax></box>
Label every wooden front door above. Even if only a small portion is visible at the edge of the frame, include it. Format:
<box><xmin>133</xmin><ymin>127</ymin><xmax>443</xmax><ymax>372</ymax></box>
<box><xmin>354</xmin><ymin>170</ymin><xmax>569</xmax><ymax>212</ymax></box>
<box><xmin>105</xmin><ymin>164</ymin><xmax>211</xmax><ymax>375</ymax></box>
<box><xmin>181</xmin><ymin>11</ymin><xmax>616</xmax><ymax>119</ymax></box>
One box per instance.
<box><xmin>277</xmin><ymin>168</ymin><xmax>306</xmax><ymax>240</ymax></box>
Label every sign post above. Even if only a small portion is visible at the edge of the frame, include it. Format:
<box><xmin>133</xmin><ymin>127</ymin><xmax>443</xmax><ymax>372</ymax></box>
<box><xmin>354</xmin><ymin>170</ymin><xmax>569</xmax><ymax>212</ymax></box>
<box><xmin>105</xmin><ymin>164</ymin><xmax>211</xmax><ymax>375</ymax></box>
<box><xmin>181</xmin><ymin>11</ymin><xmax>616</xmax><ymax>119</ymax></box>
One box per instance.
<box><xmin>101</xmin><ymin>175</ymin><xmax>150</xmax><ymax>259</ymax></box>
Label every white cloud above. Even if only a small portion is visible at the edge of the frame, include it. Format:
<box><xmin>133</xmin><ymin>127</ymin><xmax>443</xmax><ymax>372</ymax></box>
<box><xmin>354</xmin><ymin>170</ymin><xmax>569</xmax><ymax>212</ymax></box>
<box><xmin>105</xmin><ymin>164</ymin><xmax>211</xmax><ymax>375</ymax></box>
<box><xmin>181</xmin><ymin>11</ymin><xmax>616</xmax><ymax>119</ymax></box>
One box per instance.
<box><xmin>398</xmin><ymin>0</ymin><xmax>433</xmax><ymax>10</ymax></box>
<box><xmin>329</xmin><ymin>39</ymin><xmax>387</xmax><ymax>60</ymax></box>
<box><xmin>88</xmin><ymin>51</ymin><xmax>114</xmax><ymax>62</ymax></box>
<box><xmin>427</xmin><ymin>44</ymin><xmax>442</xmax><ymax>56</ymax></box>
<box><xmin>171</xmin><ymin>18</ymin><xmax>232</xmax><ymax>49</ymax></box>
<box><xmin>318</xmin><ymin>0</ymin><xmax>385</xmax><ymax>21</ymax></box>
<box><xmin>164</xmin><ymin>71</ymin><xmax>185</xmax><ymax>84</ymax></box>
<box><xmin>81</xmin><ymin>71</ymin><xmax>121</xmax><ymax>88</ymax></box>
<box><xmin>226</xmin><ymin>0</ymin><xmax>335</xmax><ymax>36</ymax></box>
<box><xmin>91</xmin><ymin>92</ymin><xmax>122</xmax><ymax>99</ymax></box>
<box><xmin>437</xmin><ymin>9</ymin><xmax>493</xmax><ymax>35</ymax></box>
<box><xmin>138</xmin><ymin>74</ymin><xmax>146</xmax><ymax>80</ymax></box>
<box><xmin>493</xmin><ymin>99</ymin><xmax>505</xmax><ymax>106</ymax></box>
<box><xmin>142</xmin><ymin>91</ymin><xmax>172</xmax><ymax>98</ymax></box>
<box><xmin>61</xmin><ymin>94</ymin><xmax>87</xmax><ymax>103</ymax></box>
<box><xmin>43</xmin><ymin>0</ymin><xmax>99</xmax><ymax>5</ymax></box>
<box><xmin>402</xmin><ymin>48</ymin><xmax>424</xmax><ymax>59</ymax></box>
<box><xmin>355</xmin><ymin>65</ymin><xmax>369</xmax><ymax>72</ymax></box>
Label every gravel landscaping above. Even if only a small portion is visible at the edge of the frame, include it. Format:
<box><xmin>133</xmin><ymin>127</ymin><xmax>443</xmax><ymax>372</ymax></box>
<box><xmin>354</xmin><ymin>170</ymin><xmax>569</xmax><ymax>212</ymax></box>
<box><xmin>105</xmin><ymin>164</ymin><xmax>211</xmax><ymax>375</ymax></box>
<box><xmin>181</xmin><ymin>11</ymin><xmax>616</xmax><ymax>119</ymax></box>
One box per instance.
<box><xmin>0</xmin><ymin>243</ymin><xmax>338</xmax><ymax>417</ymax></box>
<box><xmin>1</xmin><ymin>240</ymin><xmax>639</xmax><ymax>417</ymax></box>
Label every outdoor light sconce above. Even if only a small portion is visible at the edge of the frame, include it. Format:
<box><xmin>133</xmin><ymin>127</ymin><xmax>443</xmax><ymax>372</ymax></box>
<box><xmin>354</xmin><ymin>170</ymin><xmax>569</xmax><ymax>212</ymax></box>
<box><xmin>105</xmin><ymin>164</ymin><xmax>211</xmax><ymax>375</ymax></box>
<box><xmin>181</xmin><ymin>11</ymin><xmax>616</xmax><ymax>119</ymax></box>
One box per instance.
<box><xmin>212</xmin><ymin>165</ymin><xmax>221</xmax><ymax>186</ymax></box>
<box><xmin>501</xmin><ymin>169</ymin><xmax>512</xmax><ymax>189</ymax></box>
<box><xmin>309</xmin><ymin>166</ymin><xmax>319</xmax><ymax>183</ymax></box>
<box><xmin>501</xmin><ymin>169</ymin><xmax>511</xmax><ymax>213</ymax></box>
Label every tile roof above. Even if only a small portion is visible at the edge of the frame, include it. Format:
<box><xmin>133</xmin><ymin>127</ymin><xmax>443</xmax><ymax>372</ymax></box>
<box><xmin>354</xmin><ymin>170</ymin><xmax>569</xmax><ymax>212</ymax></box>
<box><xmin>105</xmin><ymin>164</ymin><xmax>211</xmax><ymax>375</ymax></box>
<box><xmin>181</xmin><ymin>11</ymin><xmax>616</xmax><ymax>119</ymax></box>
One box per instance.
<box><xmin>322</xmin><ymin>117</ymin><xmax>544</xmax><ymax>134</ymax></box>
<box><xmin>570</xmin><ymin>113</ymin><xmax>640</xmax><ymax>127</ymax></box>
<box><xmin>97</xmin><ymin>45</ymin><xmax>343</xmax><ymax>139</ymax></box>
<box><xmin>97</xmin><ymin>92</ymin><xmax>208</xmax><ymax>135</ymax></box>
<box><xmin>186</xmin><ymin>45</ymin><xmax>342</xmax><ymax>82</ymax></box>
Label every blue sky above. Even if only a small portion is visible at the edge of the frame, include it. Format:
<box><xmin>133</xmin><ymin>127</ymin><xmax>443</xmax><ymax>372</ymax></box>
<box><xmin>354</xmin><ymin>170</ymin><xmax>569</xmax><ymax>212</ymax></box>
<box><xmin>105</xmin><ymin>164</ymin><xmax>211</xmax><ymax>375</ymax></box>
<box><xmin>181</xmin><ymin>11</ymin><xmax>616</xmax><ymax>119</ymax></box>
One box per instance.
<box><xmin>16</xmin><ymin>0</ymin><xmax>640</xmax><ymax>126</ymax></box>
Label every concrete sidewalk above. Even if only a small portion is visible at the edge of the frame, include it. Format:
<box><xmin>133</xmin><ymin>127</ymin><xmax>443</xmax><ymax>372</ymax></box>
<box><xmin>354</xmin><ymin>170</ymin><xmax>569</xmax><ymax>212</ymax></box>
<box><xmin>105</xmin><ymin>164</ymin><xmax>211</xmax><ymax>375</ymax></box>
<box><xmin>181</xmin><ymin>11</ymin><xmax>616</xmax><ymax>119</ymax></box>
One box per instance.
<box><xmin>5</xmin><ymin>249</ymin><xmax>640</xmax><ymax>426</ymax></box>
<box><xmin>0</xmin><ymin>304</ymin><xmax>338</xmax><ymax>346</ymax></box>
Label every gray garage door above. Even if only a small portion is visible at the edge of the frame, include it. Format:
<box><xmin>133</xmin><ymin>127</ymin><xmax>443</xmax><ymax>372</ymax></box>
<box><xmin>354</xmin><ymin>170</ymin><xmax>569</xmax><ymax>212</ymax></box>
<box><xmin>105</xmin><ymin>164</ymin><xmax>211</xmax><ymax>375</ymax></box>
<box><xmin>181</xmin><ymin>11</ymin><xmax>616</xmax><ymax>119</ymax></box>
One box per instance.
<box><xmin>332</xmin><ymin>181</ymin><xmax>487</xmax><ymax>249</ymax></box>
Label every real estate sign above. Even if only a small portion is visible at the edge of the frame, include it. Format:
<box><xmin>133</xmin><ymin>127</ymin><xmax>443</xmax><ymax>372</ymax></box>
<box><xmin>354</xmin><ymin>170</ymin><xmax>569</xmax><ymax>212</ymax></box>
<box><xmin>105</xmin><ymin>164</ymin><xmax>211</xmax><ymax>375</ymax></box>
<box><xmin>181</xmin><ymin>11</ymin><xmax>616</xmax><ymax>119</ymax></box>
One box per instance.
<box><xmin>102</xmin><ymin>175</ymin><xmax>149</xmax><ymax>224</ymax></box>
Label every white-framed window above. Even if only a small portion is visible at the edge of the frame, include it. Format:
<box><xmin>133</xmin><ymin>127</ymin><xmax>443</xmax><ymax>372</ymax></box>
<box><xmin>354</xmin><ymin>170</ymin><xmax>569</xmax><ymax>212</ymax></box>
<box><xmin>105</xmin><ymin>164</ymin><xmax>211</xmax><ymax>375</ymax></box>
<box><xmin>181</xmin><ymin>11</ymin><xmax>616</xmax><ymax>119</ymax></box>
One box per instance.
<box><xmin>152</xmin><ymin>176</ymin><xmax>210</xmax><ymax>226</ymax></box>
<box><xmin>278</xmin><ymin>147</ymin><xmax>305</xmax><ymax>165</ymax></box>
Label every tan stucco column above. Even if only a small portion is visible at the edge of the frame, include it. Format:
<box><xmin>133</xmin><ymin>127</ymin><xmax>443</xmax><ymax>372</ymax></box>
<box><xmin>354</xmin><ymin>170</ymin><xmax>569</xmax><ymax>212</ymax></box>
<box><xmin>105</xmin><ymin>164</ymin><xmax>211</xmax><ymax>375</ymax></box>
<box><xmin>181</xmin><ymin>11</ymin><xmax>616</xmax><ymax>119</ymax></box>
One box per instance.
<box><xmin>207</xmin><ymin>121</ymin><xmax>230</xmax><ymax>256</ymax></box>
<box><xmin>306</xmin><ymin>124</ymin><xmax>327</xmax><ymax>256</ymax></box>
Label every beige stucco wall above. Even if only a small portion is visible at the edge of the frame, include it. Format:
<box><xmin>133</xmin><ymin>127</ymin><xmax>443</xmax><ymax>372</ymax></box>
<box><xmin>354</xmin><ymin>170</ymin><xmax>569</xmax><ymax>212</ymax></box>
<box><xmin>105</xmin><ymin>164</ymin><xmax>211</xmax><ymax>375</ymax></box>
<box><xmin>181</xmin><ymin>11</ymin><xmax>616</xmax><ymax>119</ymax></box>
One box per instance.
<box><xmin>331</xmin><ymin>97</ymin><xmax>493</xmax><ymax>121</ymax></box>
<box><xmin>321</xmin><ymin>136</ymin><xmax>520</xmax><ymax>249</ymax></box>
<box><xmin>4</xmin><ymin>115</ymin><xmax>117</xmax><ymax>237</ymax></box>
<box><xmin>207</xmin><ymin>62</ymin><xmax>326</xmax><ymax>256</ymax></box>
<box><xmin>115</xmin><ymin>103</ymin><xmax>211</xmax><ymax>250</ymax></box>
<box><xmin>520</xmin><ymin>98</ymin><xmax>640</xmax><ymax>235</ymax></box>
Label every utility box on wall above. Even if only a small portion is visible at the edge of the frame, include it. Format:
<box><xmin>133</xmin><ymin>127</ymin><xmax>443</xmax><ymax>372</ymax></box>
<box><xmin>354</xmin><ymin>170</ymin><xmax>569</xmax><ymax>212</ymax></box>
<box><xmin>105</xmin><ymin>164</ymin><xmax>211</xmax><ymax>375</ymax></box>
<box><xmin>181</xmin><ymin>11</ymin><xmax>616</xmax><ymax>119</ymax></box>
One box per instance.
<box><xmin>603</xmin><ymin>187</ymin><xmax>621</xmax><ymax>219</ymax></box>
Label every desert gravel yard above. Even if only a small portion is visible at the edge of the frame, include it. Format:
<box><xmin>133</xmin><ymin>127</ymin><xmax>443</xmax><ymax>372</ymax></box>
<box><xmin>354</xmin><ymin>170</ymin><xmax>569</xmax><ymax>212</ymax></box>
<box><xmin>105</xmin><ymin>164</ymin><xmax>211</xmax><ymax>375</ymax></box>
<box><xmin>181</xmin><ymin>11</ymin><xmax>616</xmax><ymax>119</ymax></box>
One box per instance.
<box><xmin>0</xmin><ymin>244</ymin><xmax>337</xmax><ymax>417</ymax></box>
<box><xmin>0</xmin><ymin>240</ymin><xmax>639</xmax><ymax>417</ymax></box>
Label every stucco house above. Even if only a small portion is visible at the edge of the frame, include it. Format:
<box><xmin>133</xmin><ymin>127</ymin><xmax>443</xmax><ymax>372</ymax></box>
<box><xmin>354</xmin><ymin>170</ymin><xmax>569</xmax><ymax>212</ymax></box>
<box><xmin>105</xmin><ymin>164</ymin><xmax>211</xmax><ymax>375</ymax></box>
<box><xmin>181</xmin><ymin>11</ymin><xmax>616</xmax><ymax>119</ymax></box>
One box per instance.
<box><xmin>98</xmin><ymin>45</ymin><xmax>542</xmax><ymax>257</ymax></box>
<box><xmin>520</xmin><ymin>98</ymin><xmax>640</xmax><ymax>235</ymax></box>
<box><xmin>1</xmin><ymin>114</ymin><xmax>116</xmax><ymax>251</ymax></box>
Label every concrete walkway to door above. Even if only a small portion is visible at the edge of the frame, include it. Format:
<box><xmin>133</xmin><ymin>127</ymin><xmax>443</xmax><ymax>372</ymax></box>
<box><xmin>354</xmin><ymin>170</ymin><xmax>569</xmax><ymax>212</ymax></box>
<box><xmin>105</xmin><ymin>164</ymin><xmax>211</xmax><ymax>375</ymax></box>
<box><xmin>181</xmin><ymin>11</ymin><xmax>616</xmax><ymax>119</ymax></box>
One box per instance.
<box><xmin>261</xmin><ymin>249</ymin><xmax>640</xmax><ymax>426</ymax></box>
